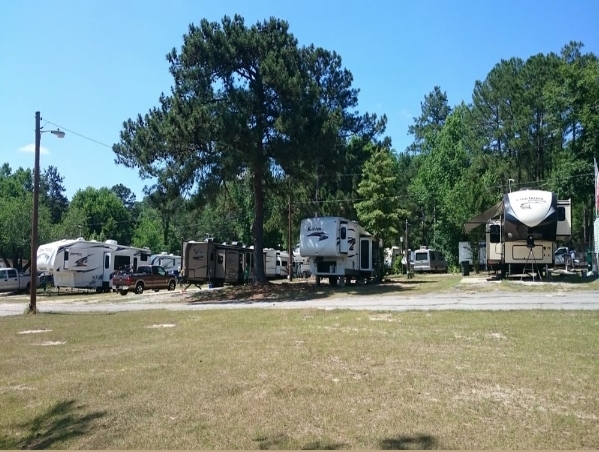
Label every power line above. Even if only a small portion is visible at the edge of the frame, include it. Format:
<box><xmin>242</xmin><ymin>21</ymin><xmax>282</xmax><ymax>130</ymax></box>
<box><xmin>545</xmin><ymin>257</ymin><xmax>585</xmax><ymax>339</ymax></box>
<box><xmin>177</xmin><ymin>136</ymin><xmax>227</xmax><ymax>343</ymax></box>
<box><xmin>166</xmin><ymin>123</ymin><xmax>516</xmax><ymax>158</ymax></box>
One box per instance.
<box><xmin>43</xmin><ymin>119</ymin><xmax>112</xmax><ymax>149</ymax></box>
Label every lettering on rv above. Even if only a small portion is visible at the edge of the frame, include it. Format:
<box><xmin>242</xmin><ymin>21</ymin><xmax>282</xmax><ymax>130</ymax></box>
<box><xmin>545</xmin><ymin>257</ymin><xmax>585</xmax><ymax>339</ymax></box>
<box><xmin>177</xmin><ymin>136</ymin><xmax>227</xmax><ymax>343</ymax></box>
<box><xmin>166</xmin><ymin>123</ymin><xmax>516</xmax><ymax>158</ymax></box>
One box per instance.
<box><xmin>513</xmin><ymin>195</ymin><xmax>547</xmax><ymax>210</ymax></box>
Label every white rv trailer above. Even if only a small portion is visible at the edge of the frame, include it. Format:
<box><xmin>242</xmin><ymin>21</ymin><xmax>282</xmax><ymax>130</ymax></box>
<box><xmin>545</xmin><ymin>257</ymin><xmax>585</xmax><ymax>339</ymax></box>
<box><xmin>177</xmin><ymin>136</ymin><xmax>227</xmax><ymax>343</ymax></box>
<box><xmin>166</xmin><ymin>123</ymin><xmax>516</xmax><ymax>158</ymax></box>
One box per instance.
<box><xmin>465</xmin><ymin>189</ymin><xmax>571</xmax><ymax>277</ymax></box>
<box><xmin>299</xmin><ymin>216</ymin><xmax>378</xmax><ymax>286</ymax></box>
<box><xmin>151</xmin><ymin>252</ymin><xmax>181</xmax><ymax>274</ymax></box>
<box><xmin>276</xmin><ymin>250</ymin><xmax>288</xmax><ymax>278</ymax></box>
<box><xmin>37</xmin><ymin>238</ymin><xmax>152</xmax><ymax>292</ymax></box>
<box><xmin>458</xmin><ymin>241</ymin><xmax>486</xmax><ymax>270</ymax></box>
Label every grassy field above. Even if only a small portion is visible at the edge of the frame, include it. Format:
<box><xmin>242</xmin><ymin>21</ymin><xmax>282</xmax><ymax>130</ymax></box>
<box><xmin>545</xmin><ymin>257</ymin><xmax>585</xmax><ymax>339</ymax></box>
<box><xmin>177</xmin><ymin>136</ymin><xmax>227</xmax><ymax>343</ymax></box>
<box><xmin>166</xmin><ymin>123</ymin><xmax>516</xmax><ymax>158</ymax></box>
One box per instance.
<box><xmin>1</xmin><ymin>308</ymin><xmax>598</xmax><ymax>449</ymax></box>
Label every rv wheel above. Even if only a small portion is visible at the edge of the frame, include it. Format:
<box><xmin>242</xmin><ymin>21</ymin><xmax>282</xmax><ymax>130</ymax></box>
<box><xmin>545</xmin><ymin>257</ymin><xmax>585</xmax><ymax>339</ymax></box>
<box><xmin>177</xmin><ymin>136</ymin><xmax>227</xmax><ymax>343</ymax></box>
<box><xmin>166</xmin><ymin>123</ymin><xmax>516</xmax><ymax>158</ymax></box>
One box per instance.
<box><xmin>119</xmin><ymin>290</ymin><xmax>128</xmax><ymax>296</ymax></box>
<box><xmin>135</xmin><ymin>282</ymin><xmax>144</xmax><ymax>294</ymax></box>
<box><xmin>168</xmin><ymin>281</ymin><xmax>176</xmax><ymax>291</ymax></box>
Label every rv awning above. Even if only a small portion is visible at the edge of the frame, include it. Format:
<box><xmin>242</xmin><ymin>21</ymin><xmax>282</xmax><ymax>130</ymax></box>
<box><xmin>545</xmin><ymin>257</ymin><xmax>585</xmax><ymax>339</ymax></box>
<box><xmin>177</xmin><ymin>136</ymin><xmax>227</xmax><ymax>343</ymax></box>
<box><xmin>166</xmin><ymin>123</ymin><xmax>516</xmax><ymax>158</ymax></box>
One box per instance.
<box><xmin>463</xmin><ymin>201</ymin><xmax>503</xmax><ymax>233</ymax></box>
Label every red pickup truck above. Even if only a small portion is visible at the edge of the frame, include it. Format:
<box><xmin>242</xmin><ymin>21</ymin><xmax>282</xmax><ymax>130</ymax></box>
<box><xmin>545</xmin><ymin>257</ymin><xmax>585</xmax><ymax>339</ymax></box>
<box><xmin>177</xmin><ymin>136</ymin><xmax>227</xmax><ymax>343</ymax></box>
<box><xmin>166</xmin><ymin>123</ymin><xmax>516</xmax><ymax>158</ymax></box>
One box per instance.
<box><xmin>113</xmin><ymin>265</ymin><xmax>177</xmax><ymax>295</ymax></box>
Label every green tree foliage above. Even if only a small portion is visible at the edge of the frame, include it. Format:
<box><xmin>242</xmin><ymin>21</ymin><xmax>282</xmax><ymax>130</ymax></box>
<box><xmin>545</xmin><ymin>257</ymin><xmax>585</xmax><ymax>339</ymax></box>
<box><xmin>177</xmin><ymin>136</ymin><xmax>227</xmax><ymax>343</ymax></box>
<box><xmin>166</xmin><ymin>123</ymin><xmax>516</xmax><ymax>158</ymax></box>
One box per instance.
<box><xmin>0</xmin><ymin>165</ymin><xmax>52</xmax><ymax>271</ymax></box>
<box><xmin>65</xmin><ymin>187</ymin><xmax>133</xmax><ymax>245</ymax></box>
<box><xmin>40</xmin><ymin>165</ymin><xmax>69</xmax><ymax>224</ymax></box>
<box><xmin>355</xmin><ymin>142</ymin><xmax>403</xmax><ymax>245</ymax></box>
<box><xmin>112</xmin><ymin>14</ymin><xmax>383</xmax><ymax>282</ymax></box>
<box><xmin>407</xmin><ymin>86</ymin><xmax>452</xmax><ymax>155</ymax></box>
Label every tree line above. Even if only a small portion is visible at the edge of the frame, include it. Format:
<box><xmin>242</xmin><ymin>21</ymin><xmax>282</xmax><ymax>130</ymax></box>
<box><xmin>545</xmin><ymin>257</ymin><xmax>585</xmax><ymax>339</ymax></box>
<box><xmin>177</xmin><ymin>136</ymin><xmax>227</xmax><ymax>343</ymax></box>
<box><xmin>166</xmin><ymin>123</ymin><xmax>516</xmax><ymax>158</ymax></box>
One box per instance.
<box><xmin>3</xmin><ymin>15</ymin><xmax>598</xmax><ymax>281</ymax></box>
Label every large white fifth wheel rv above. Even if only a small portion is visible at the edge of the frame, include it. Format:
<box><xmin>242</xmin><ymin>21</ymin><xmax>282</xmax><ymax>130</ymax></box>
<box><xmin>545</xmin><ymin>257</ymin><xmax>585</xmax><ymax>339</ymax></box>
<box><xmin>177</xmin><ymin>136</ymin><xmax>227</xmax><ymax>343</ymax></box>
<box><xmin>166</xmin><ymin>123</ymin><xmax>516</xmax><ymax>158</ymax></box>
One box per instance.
<box><xmin>299</xmin><ymin>216</ymin><xmax>378</xmax><ymax>286</ymax></box>
<box><xmin>37</xmin><ymin>238</ymin><xmax>152</xmax><ymax>292</ymax></box>
<box><xmin>465</xmin><ymin>189</ymin><xmax>571</xmax><ymax>276</ymax></box>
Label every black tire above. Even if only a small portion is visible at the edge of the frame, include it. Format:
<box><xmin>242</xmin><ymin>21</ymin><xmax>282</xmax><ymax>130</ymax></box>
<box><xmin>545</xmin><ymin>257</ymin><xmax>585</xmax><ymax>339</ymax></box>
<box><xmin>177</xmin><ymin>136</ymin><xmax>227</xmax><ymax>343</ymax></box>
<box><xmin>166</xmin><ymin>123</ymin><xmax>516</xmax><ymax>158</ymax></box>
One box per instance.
<box><xmin>168</xmin><ymin>280</ymin><xmax>176</xmax><ymax>291</ymax></box>
<box><xmin>119</xmin><ymin>290</ymin><xmax>128</xmax><ymax>296</ymax></box>
<box><xmin>135</xmin><ymin>282</ymin><xmax>144</xmax><ymax>294</ymax></box>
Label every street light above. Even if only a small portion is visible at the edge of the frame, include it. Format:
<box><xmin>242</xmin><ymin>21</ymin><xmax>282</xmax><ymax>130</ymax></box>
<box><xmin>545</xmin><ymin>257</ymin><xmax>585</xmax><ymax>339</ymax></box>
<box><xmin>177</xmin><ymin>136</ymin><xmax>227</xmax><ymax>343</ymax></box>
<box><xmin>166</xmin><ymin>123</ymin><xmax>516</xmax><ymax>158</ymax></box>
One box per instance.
<box><xmin>29</xmin><ymin>111</ymin><xmax>65</xmax><ymax>314</ymax></box>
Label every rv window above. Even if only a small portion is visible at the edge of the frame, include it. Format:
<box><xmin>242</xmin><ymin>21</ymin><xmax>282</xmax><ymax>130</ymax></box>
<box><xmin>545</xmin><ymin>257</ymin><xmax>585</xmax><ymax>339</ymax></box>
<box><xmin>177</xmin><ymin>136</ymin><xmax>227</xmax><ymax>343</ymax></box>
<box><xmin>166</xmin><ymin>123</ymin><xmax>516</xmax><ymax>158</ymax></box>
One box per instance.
<box><xmin>489</xmin><ymin>224</ymin><xmax>501</xmax><ymax>244</ymax></box>
<box><xmin>64</xmin><ymin>250</ymin><xmax>69</xmax><ymax>261</ymax></box>
<box><xmin>415</xmin><ymin>252</ymin><xmax>427</xmax><ymax>261</ymax></box>
<box><xmin>114</xmin><ymin>256</ymin><xmax>131</xmax><ymax>271</ymax></box>
<box><xmin>340</xmin><ymin>227</ymin><xmax>346</xmax><ymax>240</ymax></box>
<box><xmin>557</xmin><ymin>207</ymin><xmax>565</xmax><ymax>221</ymax></box>
<box><xmin>7</xmin><ymin>269</ymin><xmax>17</xmax><ymax>278</ymax></box>
<box><xmin>141</xmin><ymin>254</ymin><xmax>148</xmax><ymax>262</ymax></box>
<box><xmin>104</xmin><ymin>255</ymin><xmax>109</xmax><ymax>269</ymax></box>
<box><xmin>0</xmin><ymin>270</ymin><xmax>5</xmax><ymax>279</ymax></box>
<box><xmin>210</xmin><ymin>252</ymin><xmax>214</xmax><ymax>262</ymax></box>
<box><xmin>282</xmin><ymin>260</ymin><xmax>287</xmax><ymax>267</ymax></box>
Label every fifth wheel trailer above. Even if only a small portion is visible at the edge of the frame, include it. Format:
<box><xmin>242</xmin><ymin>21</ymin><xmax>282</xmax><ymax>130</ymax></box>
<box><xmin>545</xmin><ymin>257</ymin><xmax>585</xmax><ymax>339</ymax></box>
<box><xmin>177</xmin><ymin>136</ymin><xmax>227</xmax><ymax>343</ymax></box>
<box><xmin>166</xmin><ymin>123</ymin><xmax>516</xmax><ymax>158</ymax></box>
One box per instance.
<box><xmin>465</xmin><ymin>189</ymin><xmax>571</xmax><ymax>276</ymax></box>
<box><xmin>299</xmin><ymin>216</ymin><xmax>379</xmax><ymax>286</ymax></box>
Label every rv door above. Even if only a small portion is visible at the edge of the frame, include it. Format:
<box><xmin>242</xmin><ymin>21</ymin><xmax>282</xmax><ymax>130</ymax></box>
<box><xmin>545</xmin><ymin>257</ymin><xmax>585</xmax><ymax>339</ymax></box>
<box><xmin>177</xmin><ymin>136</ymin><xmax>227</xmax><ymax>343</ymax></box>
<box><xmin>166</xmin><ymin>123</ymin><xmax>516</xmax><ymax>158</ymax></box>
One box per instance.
<box><xmin>359</xmin><ymin>238</ymin><xmax>372</xmax><ymax>271</ymax></box>
<box><xmin>103</xmin><ymin>252</ymin><xmax>111</xmax><ymax>284</ymax></box>
<box><xmin>215</xmin><ymin>248</ymin><xmax>226</xmax><ymax>279</ymax></box>
<box><xmin>339</xmin><ymin>222</ymin><xmax>349</xmax><ymax>254</ymax></box>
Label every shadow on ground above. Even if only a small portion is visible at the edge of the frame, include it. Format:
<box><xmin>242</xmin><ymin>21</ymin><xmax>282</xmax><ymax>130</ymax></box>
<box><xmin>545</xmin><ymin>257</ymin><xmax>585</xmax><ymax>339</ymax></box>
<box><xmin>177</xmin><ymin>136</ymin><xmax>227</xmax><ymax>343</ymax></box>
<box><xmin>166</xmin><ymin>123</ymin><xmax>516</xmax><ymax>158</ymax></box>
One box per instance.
<box><xmin>380</xmin><ymin>434</ymin><xmax>442</xmax><ymax>450</ymax></box>
<box><xmin>253</xmin><ymin>433</ymin><xmax>346</xmax><ymax>450</ymax></box>
<box><xmin>185</xmin><ymin>279</ymin><xmax>435</xmax><ymax>306</ymax></box>
<box><xmin>0</xmin><ymin>399</ymin><xmax>106</xmax><ymax>450</ymax></box>
<box><xmin>252</xmin><ymin>433</ymin><xmax>443</xmax><ymax>450</ymax></box>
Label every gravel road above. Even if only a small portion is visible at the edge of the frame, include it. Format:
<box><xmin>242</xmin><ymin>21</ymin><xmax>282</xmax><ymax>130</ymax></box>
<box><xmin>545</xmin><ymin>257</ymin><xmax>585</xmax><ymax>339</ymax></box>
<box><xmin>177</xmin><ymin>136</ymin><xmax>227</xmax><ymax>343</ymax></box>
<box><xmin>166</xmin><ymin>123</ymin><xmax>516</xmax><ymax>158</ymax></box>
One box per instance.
<box><xmin>1</xmin><ymin>280</ymin><xmax>598</xmax><ymax>317</ymax></box>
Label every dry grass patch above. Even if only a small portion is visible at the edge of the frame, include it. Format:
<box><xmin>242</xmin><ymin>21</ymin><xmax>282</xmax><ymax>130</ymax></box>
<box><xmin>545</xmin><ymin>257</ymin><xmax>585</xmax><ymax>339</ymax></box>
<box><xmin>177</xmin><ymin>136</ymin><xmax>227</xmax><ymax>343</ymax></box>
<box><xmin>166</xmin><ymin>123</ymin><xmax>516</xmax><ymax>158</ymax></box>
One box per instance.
<box><xmin>0</xmin><ymin>309</ymin><xmax>598</xmax><ymax>449</ymax></box>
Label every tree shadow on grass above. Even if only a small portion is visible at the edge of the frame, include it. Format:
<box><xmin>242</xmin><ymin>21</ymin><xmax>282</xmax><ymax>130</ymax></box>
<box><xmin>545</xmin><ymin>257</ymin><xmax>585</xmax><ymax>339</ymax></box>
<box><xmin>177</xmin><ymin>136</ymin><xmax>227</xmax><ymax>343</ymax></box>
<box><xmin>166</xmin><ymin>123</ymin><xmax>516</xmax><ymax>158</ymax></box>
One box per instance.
<box><xmin>380</xmin><ymin>434</ymin><xmax>441</xmax><ymax>450</ymax></box>
<box><xmin>0</xmin><ymin>399</ymin><xmax>107</xmax><ymax>450</ymax></box>
<box><xmin>186</xmin><ymin>280</ymin><xmax>435</xmax><ymax>306</ymax></box>
<box><xmin>253</xmin><ymin>433</ymin><xmax>346</xmax><ymax>450</ymax></box>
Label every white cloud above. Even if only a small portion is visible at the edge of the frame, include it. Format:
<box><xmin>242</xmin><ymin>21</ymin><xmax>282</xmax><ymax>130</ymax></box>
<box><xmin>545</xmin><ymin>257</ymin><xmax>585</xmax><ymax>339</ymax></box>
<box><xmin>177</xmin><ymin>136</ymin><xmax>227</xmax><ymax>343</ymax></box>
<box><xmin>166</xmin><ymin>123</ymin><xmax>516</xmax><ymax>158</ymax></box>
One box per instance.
<box><xmin>19</xmin><ymin>143</ymin><xmax>49</xmax><ymax>155</ymax></box>
<box><xmin>400</xmin><ymin>109</ymin><xmax>412</xmax><ymax>119</ymax></box>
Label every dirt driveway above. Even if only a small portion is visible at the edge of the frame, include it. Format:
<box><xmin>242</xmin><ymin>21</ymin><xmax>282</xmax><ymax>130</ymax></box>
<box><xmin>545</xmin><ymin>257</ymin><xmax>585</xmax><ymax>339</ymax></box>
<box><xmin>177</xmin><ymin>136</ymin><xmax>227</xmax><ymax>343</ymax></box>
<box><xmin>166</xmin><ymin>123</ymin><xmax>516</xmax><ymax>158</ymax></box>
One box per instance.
<box><xmin>1</xmin><ymin>276</ymin><xmax>598</xmax><ymax>316</ymax></box>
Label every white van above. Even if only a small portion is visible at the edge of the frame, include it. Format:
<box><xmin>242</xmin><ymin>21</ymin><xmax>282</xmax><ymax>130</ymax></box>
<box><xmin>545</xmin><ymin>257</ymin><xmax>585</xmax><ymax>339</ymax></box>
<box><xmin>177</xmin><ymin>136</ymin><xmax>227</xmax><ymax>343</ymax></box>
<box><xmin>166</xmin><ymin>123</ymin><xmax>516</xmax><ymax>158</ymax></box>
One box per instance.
<box><xmin>413</xmin><ymin>247</ymin><xmax>448</xmax><ymax>273</ymax></box>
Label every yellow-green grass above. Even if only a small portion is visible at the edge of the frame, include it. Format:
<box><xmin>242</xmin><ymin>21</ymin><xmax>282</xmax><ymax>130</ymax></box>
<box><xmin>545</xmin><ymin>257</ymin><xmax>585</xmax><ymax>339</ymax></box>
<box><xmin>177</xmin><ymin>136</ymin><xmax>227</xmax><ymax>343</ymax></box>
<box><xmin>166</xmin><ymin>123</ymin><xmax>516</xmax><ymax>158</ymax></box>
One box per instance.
<box><xmin>1</xmin><ymin>309</ymin><xmax>598</xmax><ymax>449</ymax></box>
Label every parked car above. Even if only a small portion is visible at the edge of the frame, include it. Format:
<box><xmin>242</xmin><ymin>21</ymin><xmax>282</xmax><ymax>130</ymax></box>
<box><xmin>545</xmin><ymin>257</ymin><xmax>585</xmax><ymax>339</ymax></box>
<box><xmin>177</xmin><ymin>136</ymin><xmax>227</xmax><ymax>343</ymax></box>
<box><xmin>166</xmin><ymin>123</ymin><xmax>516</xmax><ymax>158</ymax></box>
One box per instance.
<box><xmin>112</xmin><ymin>265</ymin><xmax>177</xmax><ymax>295</ymax></box>
<box><xmin>0</xmin><ymin>268</ymin><xmax>39</xmax><ymax>294</ymax></box>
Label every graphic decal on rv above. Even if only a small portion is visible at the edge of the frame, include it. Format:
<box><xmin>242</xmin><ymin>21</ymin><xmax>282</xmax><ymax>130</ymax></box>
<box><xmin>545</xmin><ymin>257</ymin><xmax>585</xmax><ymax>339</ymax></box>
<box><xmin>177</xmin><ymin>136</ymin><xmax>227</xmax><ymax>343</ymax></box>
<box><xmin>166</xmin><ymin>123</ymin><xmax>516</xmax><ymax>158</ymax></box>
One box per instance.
<box><xmin>73</xmin><ymin>256</ymin><xmax>88</xmax><ymax>267</ymax></box>
<box><xmin>348</xmin><ymin>238</ymin><xmax>356</xmax><ymax>250</ymax></box>
<box><xmin>307</xmin><ymin>231</ymin><xmax>329</xmax><ymax>241</ymax></box>
<box><xmin>518</xmin><ymin>197</ymin><xmax>547</xmax><ymax>210</ymax></box>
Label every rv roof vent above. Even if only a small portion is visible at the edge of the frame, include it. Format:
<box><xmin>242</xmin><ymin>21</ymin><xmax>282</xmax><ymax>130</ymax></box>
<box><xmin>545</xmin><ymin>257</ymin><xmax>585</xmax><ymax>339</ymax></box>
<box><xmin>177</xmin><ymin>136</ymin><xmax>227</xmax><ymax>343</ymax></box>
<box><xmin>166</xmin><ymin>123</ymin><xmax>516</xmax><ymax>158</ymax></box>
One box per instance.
<box><xmin>419</xmin><ymin>246</ymin><xmax>427</xmax><ymax>250</ymax></box>
<box><xmin>90</xmin><ymin>240</ymin><xmax>97</xmax><ymax>243</ymax></box>
<box><xmin>160</xmin><ymin>251</ymin><xmax>168</xmax><ymax>255</ymax></box>
<box><xmin>76</xmin><ymin>237</ymin><xmax>85</xmax><ymax>241</ymax></box>
<box><xmin>105</xmin><ymin>239</ymin><xmax>118</xmax><ymax>245</ymax></box>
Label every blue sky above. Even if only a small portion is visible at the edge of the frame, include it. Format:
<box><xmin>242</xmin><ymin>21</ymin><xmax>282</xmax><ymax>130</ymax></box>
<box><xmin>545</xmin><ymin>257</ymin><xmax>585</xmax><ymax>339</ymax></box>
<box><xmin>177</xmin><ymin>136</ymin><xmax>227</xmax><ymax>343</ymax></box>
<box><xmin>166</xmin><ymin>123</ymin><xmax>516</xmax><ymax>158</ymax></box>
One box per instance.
<box><xmin>1</xmin><ymin>0</ymin><xmax>598</xmax><ymax>201</ymax></box>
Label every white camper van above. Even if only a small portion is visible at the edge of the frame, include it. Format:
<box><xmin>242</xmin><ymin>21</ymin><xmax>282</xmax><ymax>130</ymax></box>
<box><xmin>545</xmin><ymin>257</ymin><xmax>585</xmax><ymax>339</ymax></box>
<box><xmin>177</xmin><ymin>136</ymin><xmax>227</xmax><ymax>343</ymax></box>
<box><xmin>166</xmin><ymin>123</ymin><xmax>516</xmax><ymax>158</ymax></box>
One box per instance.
<box><xmin>412</xmin><ymin>247</ymin><xmax>448</xmax><ymax>273</ymax></box>
<box><xmin>37</xmin><ymin>238</ymin><xmax>152</xmax><ymax>292</ymax></box>
<box><xmin>299</xmin><ymin>216</ymin><xmax>378</xmax><ymax>286</ymax></box>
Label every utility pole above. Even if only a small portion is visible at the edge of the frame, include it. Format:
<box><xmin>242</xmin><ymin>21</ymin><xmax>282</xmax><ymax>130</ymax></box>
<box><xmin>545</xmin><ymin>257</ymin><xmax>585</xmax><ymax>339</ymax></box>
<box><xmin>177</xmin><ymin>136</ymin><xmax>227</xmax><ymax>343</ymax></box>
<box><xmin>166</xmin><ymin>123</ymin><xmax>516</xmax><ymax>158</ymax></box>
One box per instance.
<box><xmin>288</xmin><ymin>189</ymin><xmax>293</xmax><ymax>281</ymax></box>
<box><xmin>405</xmin><ymin>219</ymin><xmax>410</xmax><ymax>275</ymax></box>
<box><xmin>28</xmin><ymin>112</ymin><xmax>65</xmax><ymax>315</ymax></box>
<box><xmin>29</xmin><ymin>112</ymin><xmax>41</xmax><ymax>314</ymax></box>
